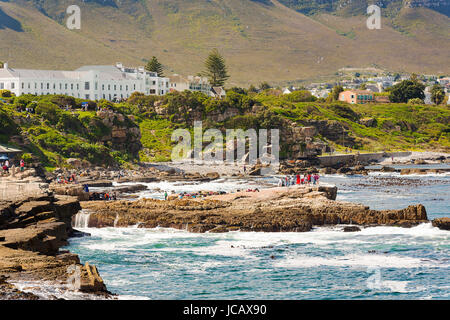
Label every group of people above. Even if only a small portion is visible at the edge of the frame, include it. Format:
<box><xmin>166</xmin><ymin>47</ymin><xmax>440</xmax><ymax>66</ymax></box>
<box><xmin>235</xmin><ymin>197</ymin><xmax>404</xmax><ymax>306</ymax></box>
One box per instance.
<box><xmin>166</xmin><ymin>190</ymin><xmax>229</xmax><ymax>200</ymax></box>
<box><xmin>82</xmin><ymin>184</ymin><xmax>117</xmax><ymax>201</ymax></box>
<box><xmin>89</xmin><ymin>192</ymin><xmax>117</xmax><ymax>201</ymax></box>
<box><xmin>56</xmin><ymin>173</ymin><xmax>77</xmax><ymax>184</ymax></box>
<box><xmin>1</xmin><ymin>159</ymin><xmax>26</xmax><ymax>175</ymax></box>
<box><xmin>278</xmin><ymin>173</ymin><xmax>320</xmax><ymax>187</ymax></box>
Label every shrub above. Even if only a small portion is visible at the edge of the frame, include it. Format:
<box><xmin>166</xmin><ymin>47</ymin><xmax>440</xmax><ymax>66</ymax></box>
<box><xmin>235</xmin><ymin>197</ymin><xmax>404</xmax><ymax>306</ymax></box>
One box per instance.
<box><xmin>49</xmin><ymin>95</ymin><xmax>76</xmax><ymax>108</ymax></box>
<box><xmin>0</xmin><ymin>90</ymin><xmax>12</xmax><ymax>98</ymax></box>
<box><xmin>328</xmin><ymin>103</ymin><xmax>359</xmax><ymax>121</ymax></box>
<box><xmin>35</xmin><ymin>101</ymin><xmax>62</xmax><ymax>125</ymax></box>
<box><xmin>408</xmin><ymin>98</ymin><xmax>424</xmax><ymax>105</ymax></box>
<box><xmin>285</xmin><ymin>90</ymin><xmax>317</xmax><ymax>103</ymax></box>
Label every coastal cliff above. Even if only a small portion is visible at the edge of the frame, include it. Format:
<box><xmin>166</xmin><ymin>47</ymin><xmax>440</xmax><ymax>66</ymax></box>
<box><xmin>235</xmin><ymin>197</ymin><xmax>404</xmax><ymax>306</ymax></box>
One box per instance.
<box><xmin>81</xmin><ymin>185</ymin><xmax>428</xmax><ymax>233</ymax></box>
<box><xmin>0</xmin><ymin>192</ymin><xmax>109</xmax><ymax>299</ymax></box>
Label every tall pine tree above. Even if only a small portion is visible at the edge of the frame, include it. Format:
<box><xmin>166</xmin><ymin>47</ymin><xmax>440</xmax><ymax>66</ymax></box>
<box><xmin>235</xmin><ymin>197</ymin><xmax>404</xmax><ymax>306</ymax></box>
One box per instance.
<box><xmin>145</xmin><ymin>56</ymin><xmax>164</xmax><ymax>77</ymax></box>
<box><xmin>203</xmin><ymin>49</ymin><xmax>229</xmax><ymax>87</ymax></box>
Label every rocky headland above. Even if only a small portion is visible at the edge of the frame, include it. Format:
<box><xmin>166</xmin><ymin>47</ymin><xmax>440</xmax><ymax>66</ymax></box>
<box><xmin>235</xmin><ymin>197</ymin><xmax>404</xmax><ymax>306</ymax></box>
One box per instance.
<box><xmin>0</xmin><ymin>182</ymin><xmax>110</xmax><ymax>299</ymax></box>
<box><xmin>80</xmin><ymin>185</ymin><xmax>430</xmax><ymax>233</ymax></box>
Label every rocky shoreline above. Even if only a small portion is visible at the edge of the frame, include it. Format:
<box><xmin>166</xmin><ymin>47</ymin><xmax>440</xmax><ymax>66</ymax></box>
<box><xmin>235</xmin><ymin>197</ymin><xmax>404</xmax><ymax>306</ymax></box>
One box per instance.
<box><xmin>80</xmin><ymin>185</ymin><xmax>430</xmax><ymax>233</ymax></box>
<box><xmin>1</xmin><ymin>154</ymin><xmax>448</xmax><ymax>299</ymax></box>
<box><xmin>0</xmin><ymin>188</ymin><xmax>111</xmax><ymax>300</ymax></box>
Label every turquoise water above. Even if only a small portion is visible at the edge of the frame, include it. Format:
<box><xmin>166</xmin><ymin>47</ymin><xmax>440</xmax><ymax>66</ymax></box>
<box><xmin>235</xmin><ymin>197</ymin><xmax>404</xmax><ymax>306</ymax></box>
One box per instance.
<box><xmin>66</xmin><ymin>168</ymin><xmax>450</xmax><ymax>300</ymax></box>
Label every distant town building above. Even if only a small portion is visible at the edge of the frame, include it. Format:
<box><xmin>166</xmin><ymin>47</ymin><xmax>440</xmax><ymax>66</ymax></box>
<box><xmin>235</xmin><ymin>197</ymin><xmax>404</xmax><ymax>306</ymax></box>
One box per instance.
<box><xmin>169</xmin><ymin>74</ymin><xmax>211</xmax><ymax>96</ymax></box>
<box><xmin>438</xmin><ymin>77</ymin><xmax>450</xmax><ymax>86</ymax></box>
<box><xmin>282</xmin><ymin>87</ymin><xmax>292</xmax><ymax>95</ymax></box>
<box><xmin>0</xmin><ymin>63</ymin><xmax>170</xmax><ymax>101</ymax></box>
<box><xmin>339</xmin><ymin>90</ymin><xmax>375</xmax><ymax>104</ymax></box>
<box><xmin>309</xmin><ymin>88</ymin><xmax>330</xmax><ymax>99</ymax></box>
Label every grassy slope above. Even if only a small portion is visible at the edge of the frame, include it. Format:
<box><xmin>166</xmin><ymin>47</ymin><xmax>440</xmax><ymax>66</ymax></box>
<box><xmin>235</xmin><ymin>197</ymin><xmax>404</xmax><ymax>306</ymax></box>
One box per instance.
<box><xmin>0</xmin><ymin>0</ymin><xmax>448</xmax><ymax>86</ymax></box>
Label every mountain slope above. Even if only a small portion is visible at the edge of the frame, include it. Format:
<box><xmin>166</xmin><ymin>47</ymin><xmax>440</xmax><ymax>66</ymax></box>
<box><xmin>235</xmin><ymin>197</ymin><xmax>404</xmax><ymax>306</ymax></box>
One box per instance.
<box><xmin>0</xmin><ymin>0</ymin><xmax>448</xmax><ymax>86</ymax></box>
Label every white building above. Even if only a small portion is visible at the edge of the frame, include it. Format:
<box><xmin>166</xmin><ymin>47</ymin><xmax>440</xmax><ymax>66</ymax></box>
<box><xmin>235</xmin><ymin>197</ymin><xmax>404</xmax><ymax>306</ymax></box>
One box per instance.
<box><xmin>169</xmin><ymin>74</ymin><xmax>211</xmax><ymax>96</ymax></box>
<box><xmin>0</xmin><ymin>63</ymin><xmax>170</xmax><ymax>101</ymax></box>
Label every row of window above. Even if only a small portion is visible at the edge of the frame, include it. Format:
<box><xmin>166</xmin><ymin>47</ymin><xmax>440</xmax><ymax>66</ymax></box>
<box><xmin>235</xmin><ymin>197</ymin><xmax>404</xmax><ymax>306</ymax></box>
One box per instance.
<box><xmin>357</xmin><ymin>95</ymin><xmax>373</xmax><ymax>100</ymax></box>
<box><xmin>0</xmin><ymin>81</ymin><xmax>161</xmax><ymax>92</ymax></box>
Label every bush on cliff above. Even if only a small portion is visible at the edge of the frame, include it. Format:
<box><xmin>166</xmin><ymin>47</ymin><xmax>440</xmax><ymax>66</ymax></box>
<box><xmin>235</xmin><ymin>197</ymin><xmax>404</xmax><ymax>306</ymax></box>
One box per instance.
<box><xmin>35</xmin><ymin>102</ymin><xmax>62</xmax><ymax>125</ymax></box>
<box><xmin>0</xmin><ymin>89</ymin><xmax>12</xmax><ymax>97</ymax></box>
<box><xmin>285</xmin><ymin>90</ymin><xmax>317</xmax><ymax>103</ymax></box>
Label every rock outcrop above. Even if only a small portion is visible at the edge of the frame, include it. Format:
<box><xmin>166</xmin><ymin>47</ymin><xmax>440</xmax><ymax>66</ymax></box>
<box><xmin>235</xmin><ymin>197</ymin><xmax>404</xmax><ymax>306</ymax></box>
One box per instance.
<box><xmin>432</xmin><ymin>217</ymin><xmax>450</xmax><ymax>230</ymax></box>
<box><xmin>81</xmin><ymin>185</ymin><xmax>428</xmax><ymax>233</ymax></box>
<box><xmin>0</xmin><ymin>193</ymin><xmax>110</xmax><ymax>298</ymax></box>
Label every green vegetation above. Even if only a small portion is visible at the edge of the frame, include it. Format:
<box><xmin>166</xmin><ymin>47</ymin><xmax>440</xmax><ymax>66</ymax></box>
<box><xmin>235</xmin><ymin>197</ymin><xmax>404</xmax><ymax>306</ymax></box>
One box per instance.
<box><xmin>388</xmin><ymin>80</ymin><xmax>425</xmax><ymax>103</ymax></box>
<box><xmin>145</xmin><ymin>56</ymin><xmax>165</xmax><ymax>77</ymax></box>
<box><xmin>1</xmin><ymin>89</ymin><xmax>448</xmax><ymax>170</ymax></box>
<box><xmin>139</xmin><ymin>119</ymin><xmax>177</xmax><ymax>162</ymax></box>
<box><xmin>0</xmin><ymin>95</ymin><xmax>140</xmax><ymax>169</ymax></box>
<box><xmin>202</xmin><ymin>49</ymin><xmax>230</xmax><ymax>87</ymax></box>
<box><xmin>431</xmin><ymin>84</ymin><xmax>446</xmax><ymax>105</ymax></box>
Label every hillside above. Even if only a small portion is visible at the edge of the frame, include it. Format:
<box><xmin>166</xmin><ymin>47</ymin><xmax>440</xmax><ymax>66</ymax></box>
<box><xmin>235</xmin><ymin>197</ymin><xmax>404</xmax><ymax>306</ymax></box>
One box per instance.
<box><xmin>0</xmin><ymin>0</ymin><xmax>448</xmax><ymax>86</ymax></box>
<box><xmin>1</xmin><ymin>91</ymin><xmax>449</xmax><ymax>169</ymax></box>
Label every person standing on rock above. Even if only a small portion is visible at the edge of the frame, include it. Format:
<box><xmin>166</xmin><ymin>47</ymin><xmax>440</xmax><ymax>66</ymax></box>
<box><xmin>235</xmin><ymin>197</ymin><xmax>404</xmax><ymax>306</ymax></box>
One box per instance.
<box><xmin>296</xmin><ymin>174</ymin><xmax>300</xmax><ymax>185</ymax></box>
<box><xmin>20</xmin><ymin>159</ymin><xmax>25</xmax><ymax>172</ymax></box>
<box><xmin>164</xmin><ymin>191</ymin><xmax>168</xmax><ymax>201</ymax></box>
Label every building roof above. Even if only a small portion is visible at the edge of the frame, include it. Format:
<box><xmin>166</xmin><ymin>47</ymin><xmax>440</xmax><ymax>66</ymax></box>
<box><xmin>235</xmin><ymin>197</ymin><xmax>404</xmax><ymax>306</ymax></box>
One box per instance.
<box><xmin>211</xmin><ymin>87</ymin><xmax>225</xmax><ymax>96</ymax></box>
<box><xmin>0</xmin><ymin>65</ymin><xmax>161</xmax><ymax>81</ymax></box>
<box><xmin>0</xmin><ymin>67</ymin><xmax>88</xmax><ymax>80</ymax></box>
<box><xmin>341</xmin><ymin>89</ymin><xmax>374</xmax><ymax>95</ymax></box>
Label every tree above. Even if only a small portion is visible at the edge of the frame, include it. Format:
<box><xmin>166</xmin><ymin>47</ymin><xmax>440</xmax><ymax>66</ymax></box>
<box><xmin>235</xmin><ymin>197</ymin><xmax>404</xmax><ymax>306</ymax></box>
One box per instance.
<box><xmin>388</xmin><ymin>80</ymin><xmax>425</xmax><ymax>103</ymax></box>
<box><xmin>359</xmin><ymin>83</ymin><xmax>367</xmax><ymax>90</ymax></box>
<box><xmin>145</xmin><ymin>56</ymin><xmax>164</xmax><ymax>77</ymax></box>
<box><xmin>259</xmin><ymin>82</ymin><xmax>271</xmax><ymax>90</ymax></box>
<box><xmin>431</xmin><ymin>84</ymin><xmax>445</xmax><ymax>105</ymax></box>
<box><xmin>331</xmin><ymin>85</ymin><xmax>344</xmax><ymax>101</ymax></box>
<box><xmin>0</xmin><ymin>61</ymin><xmax>3</xmax><ymax>68</ymax></box>
<box><xmin>248</xmin><ymin>85</ymin><xmax>258</xmax><ymax>93</ymax></box>
<box><xmin>203</xmin><ymin>49</ymin><xmax>230</xmax><ymax>87</ymax></box>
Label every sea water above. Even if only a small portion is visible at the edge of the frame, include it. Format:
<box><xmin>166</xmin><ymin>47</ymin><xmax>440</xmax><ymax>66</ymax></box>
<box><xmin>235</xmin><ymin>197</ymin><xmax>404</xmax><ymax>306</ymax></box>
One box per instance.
<box><xmin>66</xmin><ymin>165</ymin><xmax>450</xmax><ymax>299</ymax></box>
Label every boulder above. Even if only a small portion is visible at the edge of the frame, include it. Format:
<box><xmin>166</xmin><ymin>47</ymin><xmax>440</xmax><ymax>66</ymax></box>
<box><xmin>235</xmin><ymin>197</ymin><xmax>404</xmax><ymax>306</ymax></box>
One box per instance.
<box><xmin>432</xmin><ymin>218</ymin><xmax>450</xmax><ymax>231</ymax></box>
<box><xmin>380</xmin><ymin>166</ymin><xmax>396</xmax><ymax>172</ymax></box>
<box><xmin>204</xmin><ymin>172</ymin><xmax>220</xmax><ymax>180</ymax></box>
<box><xmin>343</xmin><ymin>226</ymin><xmax>361</xmax><ymax>232</ymax></box>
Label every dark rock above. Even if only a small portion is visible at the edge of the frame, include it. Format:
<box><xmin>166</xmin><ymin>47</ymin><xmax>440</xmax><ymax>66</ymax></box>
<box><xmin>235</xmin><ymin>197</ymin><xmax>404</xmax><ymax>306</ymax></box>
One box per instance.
<box><xmin>432</xmin><ymin>218</ymin><xmax>450</xmax><ymax>231</ymax></box>
<box><xmin>380</xmin><ymin>166</ymin><xmax>396</xmax><ymax>172</ymax></box>
<box><xmin>343</xmin><ymin>226</ymin><xmax>361</xmax><ymax>232</ymax></box>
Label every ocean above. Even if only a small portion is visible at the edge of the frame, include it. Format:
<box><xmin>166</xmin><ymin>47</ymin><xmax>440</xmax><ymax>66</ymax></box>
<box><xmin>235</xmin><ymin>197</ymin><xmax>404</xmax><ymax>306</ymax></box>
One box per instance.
<box><xmin>65</xmin><ymin>165</ymin><xmax>450</xmax><ymax>300</ymax></box>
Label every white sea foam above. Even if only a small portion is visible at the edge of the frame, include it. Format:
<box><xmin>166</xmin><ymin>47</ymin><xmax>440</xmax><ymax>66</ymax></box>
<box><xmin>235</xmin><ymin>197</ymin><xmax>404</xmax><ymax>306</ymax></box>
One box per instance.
<box><xmin>123</xmin><ymin>179</ymin><xmax>267</xmax><ymax>200</ymax></box>
<box><xmin>117</xmin><ymin>295</ymin><xmax>151</xmax><ymax>300</ymax></box>
<box><xmin>8</xmin><ymin>280</ymin><xmax>111</xmax><ymax>300</ymax></box>
<box><xmin>75</xmin><ymin>223</ymin><xmax>448</xmax><ymax>254</ymax></box>
<box><xmin>273</xmin><ymin>253</ymin><xmax>435</xmax><ymax>269</ymax></box>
